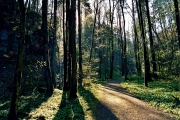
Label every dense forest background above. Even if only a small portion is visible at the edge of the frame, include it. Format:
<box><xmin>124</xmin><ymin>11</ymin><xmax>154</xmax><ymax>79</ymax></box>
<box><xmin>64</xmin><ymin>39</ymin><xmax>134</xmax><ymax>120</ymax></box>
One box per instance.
<box><xmin>0</xmin><ymin>0</ymin><xmax>180</xmax><ymax>119</ymax></box>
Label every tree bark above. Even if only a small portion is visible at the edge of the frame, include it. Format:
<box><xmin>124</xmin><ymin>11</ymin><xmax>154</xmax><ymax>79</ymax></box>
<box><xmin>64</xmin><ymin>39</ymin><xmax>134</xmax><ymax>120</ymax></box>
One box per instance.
<box><xmin>109</xmin><ymin>0</ymin><xmax>115</xmax><ymax>79</ymax></box>
<box><xmin>120</xmin><ymin>0</ymin><xmax>128</xmax><ymax>80</ymax></box>
<box><xmin>132</xmin><ymin>0</ymin><xmax>141</xmax><ymax>74</ymax></box>
<box><xmin>98</xmin><ymin>9</ymin><xmax>102</xmax><ymax>79</ymax></box>
<box><xmin>42</xmin><ymin>0</ymin><xmax>53</xmax><ymax>93</ymax></box>
<box><xmin>173</xmin><ymin>0</ymin><xmax>180</xmax><ymax>48</ymax></box>
<box><xmin>51</xmin><ymin>0</ymin><xmax>57</xmax><ymax>87</ymax></box>
<box><xmin>145</xmin><ymin>0</ymin><xmax>157</xmax><ymax>79</ymax></box>
<box><xmin>8</xmin><ymin>0</ymin><xmax>25</xmax><ymax>119</ymax></box>
<box><xmin>62</xmin><ymin>0</ymin><xmax>68</xmax><ymax>90</ymax></box>
<box><xmin>137</xmin><ymin>0</ymin><xmax>151</xmax><ymax>87</ymax></box>
<box><xmin>78</xmin><ymin>0</ymin><xmax>83</xmax><ymax>87</ymax></box>
<box><xmin>117</xmin><ymin>3</ymin><xmax>124</xmax><ymax>76</ymax></box>
<box><xmin>69</xmin><ymin>0</ymin><xmax>77</xmax><ymax>100</ymax></box>
<box><xmin>67</xmin><ymin>0</ymin><xmax>71</xmax><ymax>90</ymax></box>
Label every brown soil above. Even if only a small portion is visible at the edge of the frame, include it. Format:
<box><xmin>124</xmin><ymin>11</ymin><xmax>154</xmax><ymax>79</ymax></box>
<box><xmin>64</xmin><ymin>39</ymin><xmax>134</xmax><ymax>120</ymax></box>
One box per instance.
<box><xmin>94</xmin><ymin>78</ymin><xmax>176</xmax><ymax>120</ymax></box>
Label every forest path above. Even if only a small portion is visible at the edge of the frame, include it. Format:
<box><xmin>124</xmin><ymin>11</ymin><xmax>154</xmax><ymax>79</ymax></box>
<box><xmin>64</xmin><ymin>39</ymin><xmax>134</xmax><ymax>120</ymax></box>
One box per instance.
<box><xmin>94</xmin><ymin>78</ymin><xmax>175</xmax><ymax>120</ymax></box>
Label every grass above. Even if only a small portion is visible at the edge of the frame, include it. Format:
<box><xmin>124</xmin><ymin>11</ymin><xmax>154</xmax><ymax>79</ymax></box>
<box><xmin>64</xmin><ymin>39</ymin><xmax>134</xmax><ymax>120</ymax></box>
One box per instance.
<box><xmin>121</xmin><ymin>74</ymin><xmax>180</xmax><ymax>119</ymax></box>
<box><xmin>53</xmin><ymin>90</ymin><xmax>85</xmax><ymax>120</ymax></box>
<box><xmin>1</xmin><ymin>73</ymin><xmax>179</xmax><ymax>119</ymax></box>
<box><xmin>0</xmin><ymin>79</ymin><xmax>100</xmax><ymax>120</ymax></box>
<box><xmin>0</xmin><ymin>98</ymin><xmax>10</xmax><ymax>119</ymax></box>
<box><xmin>78</xmin><ymin>85</ymin><xmax>100</xmax><ymax>120</ymax></box>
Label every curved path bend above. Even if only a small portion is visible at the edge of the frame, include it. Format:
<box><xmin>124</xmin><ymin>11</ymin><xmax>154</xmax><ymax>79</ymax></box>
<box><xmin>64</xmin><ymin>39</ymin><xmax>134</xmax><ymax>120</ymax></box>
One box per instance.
<box><xmin>94</xmin><ymin>78</ymin><xmax>175</xmax><ymax>120</ymax></box>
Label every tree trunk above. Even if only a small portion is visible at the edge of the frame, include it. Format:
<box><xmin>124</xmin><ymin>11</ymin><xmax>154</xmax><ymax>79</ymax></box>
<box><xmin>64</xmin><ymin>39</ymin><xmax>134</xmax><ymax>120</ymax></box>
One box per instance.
<box><xmin>51</xmin><ymin>0</ymin><xmax>57</xmax><ymax>87</ymax></box>
<box><xmin>137</xmin><ymin>0</ymin><xmax>151</xmax><ymax>87</ymax></box>
<box><xmin>42</xmin><ymin>0</ymin><xmax>53</xmax><ymax>93</ymax></box>
<box><xmin>109</xmin><ymin>0</ymin><xmax>115</xmax><ymax>79</ymax></box>
<box><xmin>120</xmin><ymin>0</ymin><xmax>128</xmax><ymax>80</ymax></box>
<box><xmin>135</xmin><ymin>0</ymin><xmax>142</xmax><ymax>74</ymax></box>
<box><xmin>173</xmin><ymin>0</ymin><xmax>180</xmax><ymax>48</ymax></box>
<box><xmin>145</xmin><ymin>0</ymin><xmax>157</xmax><ymax>79</ymax></box>
<box><xmin>69</xmin><ymin>0</ymin><xmax>77</xmax><ymax>100</ymax></box>
<box><xmin>8</xmin><ymin>0</ymin><xmax>25</xmax><ymax>119</ymax></box>
<box><xmin>117</xmin><ymin>4</ymin><xmax>124</xmax><ymax>76</ymax></box>
<box><xmin>67</xmin><ymin>0</ymin><xmax>71</xmax><ymax>90</ymax></box>
<box><xmin>62</xmin><ymin>0</ymin><xmax>68</xmax><ymax>90</ymax></box>
<box><xmin>78</xmin><ymin>0</ymin><xmax>83</xmax><ymax>87</ymax></box>
<box><xmin>98</xmin><ymin>9</ymin><xmax>102</xmax><ymax>79</ymax></box>
<box><xmin>132</xmin><ymin>0</ymin><xmax>141</xmax><ymax>74</ymax></box>
<box><xmin>89</xmin><ymin>0</ymin><xmax>98</xmax><ymax>63</ymax></box>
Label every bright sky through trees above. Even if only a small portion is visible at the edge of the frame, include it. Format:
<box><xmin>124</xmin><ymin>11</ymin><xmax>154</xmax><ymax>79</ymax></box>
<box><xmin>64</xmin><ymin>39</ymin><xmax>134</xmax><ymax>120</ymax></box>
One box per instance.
<box><xmin>88</xmin><ymin>0</ymin><xmax>133</xmax><ymax>38</ymax></box>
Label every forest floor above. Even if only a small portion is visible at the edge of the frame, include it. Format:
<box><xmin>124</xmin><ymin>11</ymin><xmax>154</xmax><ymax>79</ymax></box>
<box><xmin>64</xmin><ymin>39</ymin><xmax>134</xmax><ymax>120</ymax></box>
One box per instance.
<box><xmin>94</xmin><ymin>78</ymin><xmax>176</xmax><ymax>120</ymax></box>
<box><xmin>0</xmin><ymin>51</ymin><xmax>178</xmax><ymax>119</ymax></box>
<box><xmin>0</xmin><ymin>77</ymin><xmax>178</xmax><ymax>120</ymax></box>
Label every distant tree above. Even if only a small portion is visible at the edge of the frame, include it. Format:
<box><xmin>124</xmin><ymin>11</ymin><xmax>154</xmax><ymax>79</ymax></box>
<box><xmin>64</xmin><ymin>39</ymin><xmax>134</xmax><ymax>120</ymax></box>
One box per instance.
<box><xmin>89</xmin><ymin>0</ymin><xmax>99</xmax><ymax>63</ymax></box>
<box><xmin>117</xmin><ymin>2</ymin><xmax>124</xmax><ymax>76</ymax></box>
<box><xmin>97</xmin><ymin>8</ymin><xmax>102</xmax><ymax>79</ymax></box>
<box><xmin>120</xmin><ymin>0</ymin><xmax>128</xmax><ymax>80</ymax></box>
<box><xmin>145</xmin><ymin>0</ymin><xmax>157</xmax><ymax>79</ymax></box>
<box><xmin>132</xmin><ymin>0</ymin><xmax>141</xmax><ymax>74</ymax></box>
<box><xmin>8</xmin><ymin>0</ymin><xmax>25</xmax><ymax>119</ymax></box>
<box><xmin>109</xmin><ymin>0</ymin><xmax>116</xmax><ymax>79</ymax></box>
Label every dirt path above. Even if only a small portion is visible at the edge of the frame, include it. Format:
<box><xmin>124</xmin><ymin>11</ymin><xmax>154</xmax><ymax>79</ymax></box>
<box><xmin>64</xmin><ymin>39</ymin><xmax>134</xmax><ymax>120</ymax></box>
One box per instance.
<box><xmin>94</xmin><ymin>78</ymin><xmax>175</xmax><ymax>120</ymax></box>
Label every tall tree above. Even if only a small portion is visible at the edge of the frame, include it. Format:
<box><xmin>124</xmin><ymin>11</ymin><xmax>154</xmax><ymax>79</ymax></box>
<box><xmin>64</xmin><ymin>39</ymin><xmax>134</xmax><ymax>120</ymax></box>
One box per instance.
<box><xmin>132</xmin><ymin>0</ymin><xmax>141</xmax><ymax>74</ymax></box>
<box><xmin>120</xmin><ymin>0</ymin><xmax>128</xmax><ymax>80</ymax></box>
<box><xmin>109</xmin><ymin>0</ymin><xmax>116</xmax><ymax>79</ymax></box>
<box><xmin>89</xmin><ymin>0</ymin><xmax>99</xmax><ymax>63</ymax></box>
<box><xmin>137</xmin><ymin>0</ymin><xmax>151</xmax><ymax>87</ymax></box>
<box><xmin>173</xmin><ymin>0</ymin><xmax>180</xmax><ymax>48</ymax></box>
<box><xmin>8</xmin><ymin>0</ymin><xmax>25</xmax><ymax>119</ymax></box>
<box><xmin>67</xmin><ymin>0</ymin><xmax>71</xmax><ymax>90</ymax></box>
<box><xmin>51</xmin><ymin>0</ymin><xmax>58</xmax><ymax>87</ymax></box>
<box><xmin>78</xmin><ymin>0</ymin><xmax>83</xmax><ymax>87</ymax></box>
<box><xmin>145</xmin><ymin>0</ymin><xmax>157</xmax><ymax>79</ymax></box>
<box><xmin>42</xmin><ymin>0</ymin><xmax>53</xmax><ymax>93</ymax></box>
<box><xmin>98</xmin><ymin>8</ymin><xmax>102</xmax><ymax>79</ymax></box>
<box><xmin>69</xmin><ymin>0</ymin><xmax>77</xmax><ymax>99</ymax></box>
<box><xmin>117</xmin><ymin>3</ymin><xmax>124</xmax><ymax>76</ymax></box>
<box><xmin>62</xmin><ymin>0</ymin><xmax>69</xmax><ymax>90</ymax></box>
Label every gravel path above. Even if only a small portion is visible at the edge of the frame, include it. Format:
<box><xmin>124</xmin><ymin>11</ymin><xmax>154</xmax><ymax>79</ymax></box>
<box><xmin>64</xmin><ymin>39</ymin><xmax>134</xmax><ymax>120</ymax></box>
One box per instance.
<box><xmin>94</xmin><ymin>78</ymin><xmax>175</xmax><ymax>120</ymax></box>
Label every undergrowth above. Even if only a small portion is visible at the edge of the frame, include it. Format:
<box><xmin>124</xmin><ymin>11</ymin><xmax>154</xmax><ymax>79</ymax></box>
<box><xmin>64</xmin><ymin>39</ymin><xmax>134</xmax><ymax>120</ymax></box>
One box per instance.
<box><xmin>121</xmin><ymin>74</ymin><xmax>180</xmax><ymax>119</ymax></box>
<box><xmin>0</xmin><ymin>79</ymin><xmax>100</xmax><ymax>120</ymax></box>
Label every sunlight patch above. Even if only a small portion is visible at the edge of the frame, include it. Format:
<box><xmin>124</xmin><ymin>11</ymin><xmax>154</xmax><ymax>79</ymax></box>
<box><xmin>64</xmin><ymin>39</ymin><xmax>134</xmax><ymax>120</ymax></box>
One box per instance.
<box><xmin>28</xmin><ymin>89</ymin><xmax>62</xmax><ymax>119</ymax></box>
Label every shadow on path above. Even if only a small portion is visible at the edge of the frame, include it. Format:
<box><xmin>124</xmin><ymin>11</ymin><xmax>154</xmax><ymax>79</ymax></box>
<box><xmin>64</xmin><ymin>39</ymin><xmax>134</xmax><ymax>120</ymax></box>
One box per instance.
<box><xmin>99</xmin><ymin>78</ymin><xmax>175</xmax><ymax>120</ymax></box>
<box><xmin>78</xmin><ymin>87</ymin><xmax>119</xmax><ymax>120</ymax></box>
<box><xmin>101</xmin><ymin>79</ymin><xmax>134</xmax><ymax>96</ymax></box>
